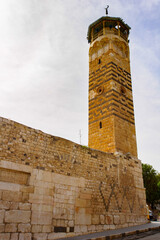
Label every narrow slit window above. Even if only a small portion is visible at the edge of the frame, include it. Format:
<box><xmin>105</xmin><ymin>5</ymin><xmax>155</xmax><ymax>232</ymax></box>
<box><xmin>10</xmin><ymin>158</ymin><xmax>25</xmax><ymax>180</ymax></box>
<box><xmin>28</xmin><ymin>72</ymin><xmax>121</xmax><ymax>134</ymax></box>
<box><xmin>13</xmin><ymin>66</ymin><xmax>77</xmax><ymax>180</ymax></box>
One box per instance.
<box><xmin>100</xmin><ymin>121</ymin><xmax>102</xmax><ymax>129</ymax></box>
<box><xmin>98</xmin><ymin>59</ymin><xmax>101</xmax><ymax>64</ymax></box>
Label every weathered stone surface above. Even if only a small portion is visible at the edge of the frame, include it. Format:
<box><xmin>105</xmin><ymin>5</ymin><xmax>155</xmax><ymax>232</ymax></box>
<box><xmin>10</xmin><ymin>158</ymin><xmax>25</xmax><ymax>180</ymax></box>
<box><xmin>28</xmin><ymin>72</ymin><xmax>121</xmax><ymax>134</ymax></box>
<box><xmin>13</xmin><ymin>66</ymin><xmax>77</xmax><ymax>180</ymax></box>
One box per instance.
<box><xmin>0</xmin><ymin>190</ymin><xmax>2</xmax><ymax>199</ymax></box>
<box><xmin>100</xmin><ymin>215</ymin><xmax>105</xmax><ymax>224</ymax></box>
<box><xmin>80</xmin><ymin>225</ymin><xmax>87</xmax><ymax>233</ymax></box>
<box><xmin>0</xmin><ymin>200</ymin><xmax>10</xmax><ymax>210</ymax></box>
<box><xmin>19</xmin><ymin>233</ymin><xmax>32</xmax><ymax>240</ymax></box>
<box><xmin>5</xmin><ymin>210</ymin><xmax>31</xmax><ymax>223</ymax></box>
<box><xmin>75</xmin><ymin>213</ymin><xmax>91</xmax><ymax>225</ymax></box>
<box><xmin>31</xmin><ymin>204</ymin><xmax>52</xmax><ymax>212</ymax></box>
<box><xmin>0</xmin><ymin>113</ymin><xmax>147</xmax><ymax>238</ymax></box>
<box><xmin>0</xmin><ymin>210</ymin><xmax>5</xmax><ymax>223</ymax></box>
<box><xmin>18</xmin><ymin>224</ymin><xmax>31</xmax><ymax>233</ymax></box>
<box><xmin>48</xmin><ymin>232</ymin><xmax>66</xmax><ymax>240</ymax></box>
<box><xmin>114</xmin><ymin>215</ymin><xmax>120</xmax><ymax>225</ymax></box>
<box><xmin>88</xmin><ymin>225</ymin><xmax>96</xmax><ymax>232</ymax></box>
<box><xmin>29</xmin><ymin>194</ymin><xmax>53</xmax><ymax>205</ymax></box>
<box><xmin>42</xmin><ymin>225</ymin><xmax>52</xmax><ymax>233</ymax></box>
<box><xmin>20</xmin><ymin>186</ymin><xmax>34</xmax><ymax>194</ymax></box>
<box><xmin>92</xmin><ymin>215</ymin><xmax>100</xmax><ymax>225</ymax></box>
<box><xmin>2</xmin><ymin>191</ymin><xmax>22</xmax><ymax>202</ymax></box>
<box><xmin>5</xmin><ymin>224</ymin><xmax>17</xmax><ymax>232</ymax></box>
<box><xmin>0</xmin><ymin>182</ymin><xmax>20</xmax><ymax>192</ymax></box>
<box><xmin>31</xmin><ymin>212</ymin><xmax>52</xmax><ymax>225</ymax></box>
<box><xmin>0</xmin><ymin>224</ymin><xmax>5</xmax><ymax>232</ymax></box>
<box><xmin>0</xmin><ymin>233</ymin><xmax>10</xmax><ymax>240</ymax></box>
<box><xmin>19</xmin><ymin>203</ymin><xmax>31</xmax><ymax>210</ymax></box>
<box><xmin>0</xmin><ymin>168</ymin><xmax>29</xmax><ymax>185</ymax></box>
<box><xmin>106</xmin><ymin>215</ymin><xmax>113</xmax><ymax>225</ymax></box>
<box><xmin>31</xmin><ymin>225</ymin><xmax>42</xmax><ymax>233</ymax></box>
<box><xmin>75</xmin><ymin>208</ymin><xmax>91</xmax><ymax>225</ymax></box>
<box><xmin>33</xmin><ymin>233</ymin><xmax>48</xmax><ymax>240</ymax></box>
<box><xmin>10</xmin><ymin>233</ymin><xmax>18</xmax><ymax>240</ymax></box>
<box><xmin>10</xmin><ymin>202</ymin><xmax>19</xmax><ymax>210</ymax></box>
<box><xmin>22</xmin><ymin>193</ymin><xmax>29</xmax><ymax>203</ymax></box>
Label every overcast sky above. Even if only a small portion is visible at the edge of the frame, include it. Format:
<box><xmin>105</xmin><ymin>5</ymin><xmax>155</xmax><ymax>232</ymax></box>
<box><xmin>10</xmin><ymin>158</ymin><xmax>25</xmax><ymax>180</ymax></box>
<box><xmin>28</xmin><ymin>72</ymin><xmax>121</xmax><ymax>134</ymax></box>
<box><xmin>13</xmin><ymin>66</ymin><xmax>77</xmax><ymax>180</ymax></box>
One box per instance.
<box><xmin>0</xmin><ymin>0</ymin><xmax>160</xmax><ymax>171</ymax></box>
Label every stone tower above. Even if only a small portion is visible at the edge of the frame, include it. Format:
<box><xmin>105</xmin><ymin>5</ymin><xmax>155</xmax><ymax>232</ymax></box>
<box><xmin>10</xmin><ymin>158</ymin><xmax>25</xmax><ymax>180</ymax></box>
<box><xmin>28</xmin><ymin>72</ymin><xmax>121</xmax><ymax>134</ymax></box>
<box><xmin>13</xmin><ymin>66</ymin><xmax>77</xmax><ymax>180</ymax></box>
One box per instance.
<box><xmin>87</xmin><ymin>16</ymin><xmax>137</xmax><ymax>157</ymax></box>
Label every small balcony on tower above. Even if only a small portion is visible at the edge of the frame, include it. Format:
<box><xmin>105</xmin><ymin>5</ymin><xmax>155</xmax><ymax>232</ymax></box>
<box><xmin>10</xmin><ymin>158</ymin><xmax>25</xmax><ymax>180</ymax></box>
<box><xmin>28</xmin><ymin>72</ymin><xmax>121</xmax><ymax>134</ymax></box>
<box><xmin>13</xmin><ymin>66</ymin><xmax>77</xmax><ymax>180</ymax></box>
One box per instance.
<box><xmin>87</xmin><ymin>16</ymin><xmax>131</xmax><ymax>43</ymax></box>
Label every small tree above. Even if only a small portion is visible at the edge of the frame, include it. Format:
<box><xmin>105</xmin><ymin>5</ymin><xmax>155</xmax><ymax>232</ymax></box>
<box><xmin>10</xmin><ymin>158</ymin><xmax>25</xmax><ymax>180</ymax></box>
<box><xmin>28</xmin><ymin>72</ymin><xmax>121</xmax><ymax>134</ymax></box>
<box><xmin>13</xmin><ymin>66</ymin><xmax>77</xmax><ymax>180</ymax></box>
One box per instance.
<box><xmin>142</xmin><ymin>164</ymin><xmax>160</xmax><ymax>208</ymax></box>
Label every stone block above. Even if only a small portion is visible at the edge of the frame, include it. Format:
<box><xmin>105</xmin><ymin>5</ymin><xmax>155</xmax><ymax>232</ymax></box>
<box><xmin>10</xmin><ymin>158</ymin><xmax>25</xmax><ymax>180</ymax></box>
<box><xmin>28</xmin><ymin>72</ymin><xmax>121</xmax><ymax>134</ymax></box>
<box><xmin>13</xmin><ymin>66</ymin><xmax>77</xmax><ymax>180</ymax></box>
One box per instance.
<box><xmin>19</xmin><ymin>233</ymin><xmax>32</xmax><ymax>240</ymax></box>
<box><xmin>5</xmin><ymin>210</ymin><xmax>31</xmax><ymax>223</ymax></box>
<box><xmin>0</xmin><ymin>168</ymin><xmax>30</xmax><ymax>185</ymax></box>
<box><xmin>31</xmin><ymin>212</ymin><xmax>52</xmax><ymax>225</ymax></box>
<box><xmin>36</xmin><ymin>170</ymin><xmax>52</xmax><ymax>183</ymax></box>
<box><xmin>0</xmin><ymin>233</ymin><xmax>10</xmax><ymax>240</ymax></box>
<box><xmin>22</xmin><ymin>193</ymin><xmax>29</xmax><ymax>203</ymax></box>
<box><xmin>18</xmin><ymin>224</ymin><xmax>31</xmax><ymax>233</ymax></box>
<box><xmin>95</xmin><ymin>225</ymin><xmax>103</xmax><ymax>231</ymax></box>
<box><xmin>29</xmin><ymin>194</ymin><xmax>53</xmax><ymax>205</ymax></box>
<box><xmin>103</xmin><ymin>225</ymin><xmax>109</xmax><ymax>230</ymax></box>
<box><xmin>0</xmin><ymin>224</ymin><xmax>5</xmax><ymax>232</ymax></box>
<box><xmin>75</xmin><ymin>208</ymin><xmax>91</xmax><ymax>225</ymax></box>
<box><xmin>80</xmin><ymin>225</ymin><xmax>87</xmax><ymax>233</ymax></box>
<box><xmin>48</xmin><ymin>232</ymin><xmax>66</xmax><ymax>240</ymax></box>
<box><xmin>34</xmin><ymin>187</ymin><xmax>53</xmax><ymax>196</ymax></box>
<box><xmin>32</xmin><ymin>204</ymin><xmax>53</xmax><ymax>212</ymax></box>
<box><xmin>120</xmin><ymin>214</ymin><xmax>126</xmax><ymax>224</ymax></box>
<box><xmin>52</xmin><ymin>173</ymin><xmax>85</xmax><ymax>188</ymax></box>
<box><xmin>33</xmin><ymin>180</ymin><xmax>53</xmax><ymax>189</ymax></box>
<box><xmin>10</xmin><ymin>233</ymin><xmax>19</xmax><ymax>240</ymax></box>
<box><xmin>100</xmin><ymin>215</ymin><xmax>105</xmax><ymax>224</ymax></box>
<box><xmin>0</xmin><ymin>200</ymin><xmax>10</xmax><ymax>210</ymax></box>
<box><xmin>0</xmin><ymin>160</ymin><xmax>32</xmax><ymax>173</ymax></box>
<box><xmin>68</xmin><ymin>221</ymin><xmax>74</xmax><ymax>227</ymax></box>
<box><xmin>114</xmin><ymin>215</ymin><xmax>120</xmax><ymax>225</ymax></box>
<box><xmin>0</xmin><ymin>182</ymin><xmax>20</xmax><ymax>192</ymax></box>
<box><xmin>20</xmin><ymin>186</ymin><xmax>34</xmax><ymax>193</ymax></box>
<box><xmin>31</xmin><ymin>225</ymin><xmax>42</xmax><ymax>233</ymax></box>
<box><xmin>75</xmin><ymin>199</ymin><xmax>90</xmax><ymax>207</ymax></box>
<box><xmin>74</xmin><ymin>226</ymin><xmax>80</xmax><ymax>233</ymax></box>
<box><xmin>92</xmin><ymin>215</ymin><xmax>100</xmax><ymax>225</ymax></box>
<box><xmin>33</xmin><ymin>233</ymin><xmax>48</xmax><ymax>240</ymax></box>
<box><xmin>106</xmin><ymin>215</ymin><xmax>113</xmax><ymax>225</ymax></box>
<box><xmin>2</xmin><ymin>191</ymin><xmax>22</xmax><ymax>202</ymax></box>
<box><xmin>5</xmin><ymin>223</ymin><xmax>17</xmax><ymax>232</ymax></box>
<box><xmin>42</xmin><ymin>225</ymin><xmax>52</xmax><ymax>233</ymax></box>
<box><xmin>19</xmin><ymin>203</ymin><xmax>31</xmax><ymax>210</ymax></box>
<box><xmin>0</xmin><ymin>210</ymin><xmax>5</xmax><ymax>223</ymax></box>
<box><xmin>88</xmin><ymin>225</ymin><xmax>96</xmax><ymax>232</ymax></box>
<box><xmin>10</xmin><ymin>202</ymin><xmax>19</xmax><ymax>210</ymax></box>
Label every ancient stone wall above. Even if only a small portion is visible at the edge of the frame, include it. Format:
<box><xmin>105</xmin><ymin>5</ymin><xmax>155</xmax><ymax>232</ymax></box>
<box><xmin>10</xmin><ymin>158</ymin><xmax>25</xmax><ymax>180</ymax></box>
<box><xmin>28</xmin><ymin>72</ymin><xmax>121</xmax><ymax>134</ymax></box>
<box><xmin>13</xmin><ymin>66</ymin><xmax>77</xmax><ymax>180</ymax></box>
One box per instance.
<box><xmin>0</xmin><ymin>117</ymin><xmax>147</xmax><ymax>240</ymax></box>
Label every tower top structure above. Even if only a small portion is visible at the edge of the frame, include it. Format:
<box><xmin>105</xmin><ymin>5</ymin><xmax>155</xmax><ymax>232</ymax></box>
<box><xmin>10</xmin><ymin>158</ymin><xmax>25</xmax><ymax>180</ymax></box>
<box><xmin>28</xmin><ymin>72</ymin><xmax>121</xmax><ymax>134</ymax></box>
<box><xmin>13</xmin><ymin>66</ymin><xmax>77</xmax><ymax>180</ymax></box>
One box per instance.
<box><xmin>87</xmin><ymin>16</ymin><xmax>130</xmax><ymax>44</ymax></box>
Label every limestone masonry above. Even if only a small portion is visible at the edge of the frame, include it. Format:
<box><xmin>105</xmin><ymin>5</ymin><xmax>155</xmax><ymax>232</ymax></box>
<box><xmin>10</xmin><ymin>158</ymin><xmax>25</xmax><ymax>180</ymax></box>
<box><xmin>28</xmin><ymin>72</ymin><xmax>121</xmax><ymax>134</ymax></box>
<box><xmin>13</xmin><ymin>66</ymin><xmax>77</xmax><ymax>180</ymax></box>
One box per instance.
<box><xmin>0</xmin><ymin>14</ymin><xmax>147</xmax><ymax>240</ymax></box>
<box><xmin>0</xmin><ymin>117</ymin><xmax>147</xmax><ymax>240</ymax></box>
<box><xmin>88</xmin><ymin>16</ymin><xmax>137</xmax><ymax>156</ymax></box>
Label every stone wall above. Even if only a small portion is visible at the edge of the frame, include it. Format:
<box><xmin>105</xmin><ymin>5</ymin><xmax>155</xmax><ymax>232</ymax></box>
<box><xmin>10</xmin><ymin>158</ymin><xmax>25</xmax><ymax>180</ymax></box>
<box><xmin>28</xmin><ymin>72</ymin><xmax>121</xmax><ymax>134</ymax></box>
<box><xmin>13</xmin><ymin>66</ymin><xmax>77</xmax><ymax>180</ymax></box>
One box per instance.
<box><xmin>0</xmin><ymin>117</ymin><xmax>147</xmax><ymax>240</ymax></box>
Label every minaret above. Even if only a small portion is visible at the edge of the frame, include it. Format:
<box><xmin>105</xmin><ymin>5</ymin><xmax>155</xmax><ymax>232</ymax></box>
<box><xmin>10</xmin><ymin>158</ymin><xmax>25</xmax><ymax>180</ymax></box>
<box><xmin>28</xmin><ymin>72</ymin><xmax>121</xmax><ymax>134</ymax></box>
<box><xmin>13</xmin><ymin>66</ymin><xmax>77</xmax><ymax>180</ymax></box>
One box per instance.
<box><xmin>87</xmin><ymin>13</ymin><xmax>137</xmax><ymax>157</ymax></box>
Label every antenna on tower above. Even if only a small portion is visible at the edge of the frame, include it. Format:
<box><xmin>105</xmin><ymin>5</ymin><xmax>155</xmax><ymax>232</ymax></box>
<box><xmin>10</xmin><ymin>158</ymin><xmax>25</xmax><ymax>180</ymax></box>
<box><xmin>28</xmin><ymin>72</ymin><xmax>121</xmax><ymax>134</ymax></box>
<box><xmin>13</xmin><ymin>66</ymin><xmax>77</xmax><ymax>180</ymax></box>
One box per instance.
<box><xmin>79</xmin><ymin>129</ymin><xmax>82</xmax><ymax>145</ymax></box>
<box><xmin>105</xmin><ymin>5</ymin><xmax>109</xmax><ymax>15</ymax></box>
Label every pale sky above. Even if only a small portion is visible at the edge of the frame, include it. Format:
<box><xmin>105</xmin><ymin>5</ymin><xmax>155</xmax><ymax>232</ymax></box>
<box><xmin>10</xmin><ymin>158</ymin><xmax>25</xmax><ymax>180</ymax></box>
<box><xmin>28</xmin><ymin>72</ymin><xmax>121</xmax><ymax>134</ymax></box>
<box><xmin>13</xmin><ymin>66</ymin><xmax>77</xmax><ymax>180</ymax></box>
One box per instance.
<box><xmin>0</xmin><ymin>0</ymin><xmax>160</xmax><ymax>171</ymax></box>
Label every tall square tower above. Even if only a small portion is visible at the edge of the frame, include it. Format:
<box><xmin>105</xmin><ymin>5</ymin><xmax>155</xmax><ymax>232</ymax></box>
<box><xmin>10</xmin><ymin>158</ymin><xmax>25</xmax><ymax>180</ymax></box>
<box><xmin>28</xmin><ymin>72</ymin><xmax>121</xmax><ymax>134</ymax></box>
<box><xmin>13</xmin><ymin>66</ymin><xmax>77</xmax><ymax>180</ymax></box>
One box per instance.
<box><xmin>88</xmin><ymin>16</ymin><xmax>137</xmax><ymax>157</ymax></box>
